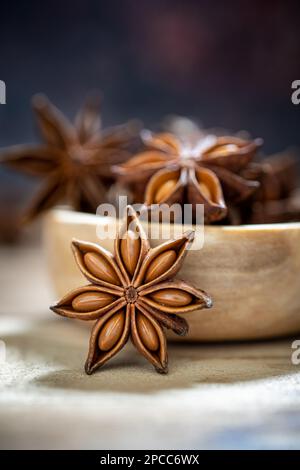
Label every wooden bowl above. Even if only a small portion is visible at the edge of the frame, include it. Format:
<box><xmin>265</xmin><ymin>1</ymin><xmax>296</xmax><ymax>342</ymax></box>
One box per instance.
<box><xmin>43</xmin><ymin>209</ymin><xmax>300</xmax><ymax>342</ymax></box>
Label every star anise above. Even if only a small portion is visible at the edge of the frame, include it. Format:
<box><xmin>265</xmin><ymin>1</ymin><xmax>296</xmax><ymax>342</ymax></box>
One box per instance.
<box><xmin>50</xmin><ymin>206</ymin><xmax>212</xmax><ymax>374</ymax></box>
<box><xmin>114</xmin><ymin>131</ymin><xmax>262</xmax><ymax>223</ymax></box>
<box><xmin>0</xmin><ymin>94</ymin><xmax>136</xmax><ymax>222</ymax></box>
<box><xmin>242</xmin><ymin>151</ymin><xmax>298</xmax><ymax>202</ymax></box>
<box><xmin>246</xmin><ymin>197</ymin><xmax>300</xmax><ymax>224</ymax></box>
<box><xmin>240</xmin><ymin>150</ymin><xmax>300</xmax><ymax>223</ymax></box>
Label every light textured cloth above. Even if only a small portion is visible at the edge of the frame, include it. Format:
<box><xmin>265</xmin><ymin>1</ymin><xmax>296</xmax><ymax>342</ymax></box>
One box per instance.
<box><xmin>0</xmin><ymin>245</ymin><xmax>300</xmax><ymax>449</ymax></box>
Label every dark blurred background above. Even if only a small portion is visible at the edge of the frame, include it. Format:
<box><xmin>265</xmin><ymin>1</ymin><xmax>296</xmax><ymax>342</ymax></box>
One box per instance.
<box><xmin>0</xmin><ymin>0</ymin><xmax>299</xmax><ymax>236</ymax></box>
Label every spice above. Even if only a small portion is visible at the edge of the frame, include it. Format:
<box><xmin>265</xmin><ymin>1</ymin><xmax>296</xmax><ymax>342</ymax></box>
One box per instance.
<box><xmin>114</xmin><ymin>131</ymin><xmax>262</xmax><ymax>223</ymax></box>
<box><xmin>50</xmin><ymin>206</ymin><xmax>212</xmax><ymax>374</ymax></box>
<box><xmin>241</xmin><ymin>150</ymin><xmax>300</xmax><ymax>223</ymax></box>
<box><xmin>0</xmin><ymin>94</ymin><xmax>136</xmax><ymax>222</ymax></box>
<box><xmin>246</xmin><ymin>197</ymin><xmax>300</xmax><ymax>224</ymax></box>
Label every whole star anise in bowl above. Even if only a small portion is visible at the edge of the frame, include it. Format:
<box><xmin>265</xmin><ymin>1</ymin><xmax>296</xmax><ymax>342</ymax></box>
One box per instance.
<box><xmin>239</xmin><ymin>149</ymin><xmax>300</xmax><ymax>224</ymax></box>
<box><xmin>50</xmin><ymin>206</ymin><xmax>212</xmax><ymax>374</ymax></box>
<box><xmin>114</xmin><ymin>131</ymin><xmax>263</xmax><ymax>223</ymax></box>
<box><xmin>0</xmin><ymin>93</ymin><xmax>138</xmax><ymax>223</ymax></box>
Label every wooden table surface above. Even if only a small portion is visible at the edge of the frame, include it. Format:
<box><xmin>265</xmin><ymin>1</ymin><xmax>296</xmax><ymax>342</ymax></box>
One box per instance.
<box><xmin>0</xmin><ymin>242</ymin><xmax>300</xmax><ymax>449</ymax></box>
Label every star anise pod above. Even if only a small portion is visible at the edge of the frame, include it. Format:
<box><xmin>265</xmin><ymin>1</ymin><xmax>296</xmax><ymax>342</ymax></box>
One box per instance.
<box><xmin>241</xmin><ymin>151</ymin><xmax>298</xmax><ymax>201</ymax></box>
<box><xmin>114</xmin><ymin>131</ymin><xmax>262</xmax><ymax>223</ymax></box>
<box><xmin>246</xmin><ymin>197</ymin><xmax>300</xmax><ymax>224</ymax></box>
<box><xmin>240</xmin><ymin>150</ymin><xmax>300</xmax><ymax>223</ymax></box>
<box><xmin>50</xmin><ymin>206</ymin><xmax>212</xmax><ymax>374</ymax></box>
<box><xmin>0</xmin><ymin>94</ymin><xmax>136</xmax><ymax>222</ymax></box>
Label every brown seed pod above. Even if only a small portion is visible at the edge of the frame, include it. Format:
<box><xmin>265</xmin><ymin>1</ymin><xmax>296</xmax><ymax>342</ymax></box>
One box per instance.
<box><xmin>150</xmin><ymin>288</ymin><xmax>193</xmax><ymax>307</ymax></box>
<box><xmin>136</xmin><ymin>312</ymin><xmax>159</xmax><ymax>351</ymax></box>
<box><xmin>114</xmin><ymin>131</ymin><xmax>262</xmax><ymax>223</ymax></box>
<box><xmin>0</xmin><ymin>93</ymin><xmax>136</xmax><ymax>223</ymax></box>
<box><xmin>144</xmin><ymin>249</ymin><xmax>177</xmax><ymax>283</ymax></box>
<box><xmin>51</xmin><ymin>206</ymin><xmax>213</xmax><ymax>375</ymax></box>
<box><xmin>84</xmin><ymin>252</ymin><xmax>120</xmax><ymax>285</ymax></box>
<box><xmin>71</xmin><ymin>239</ymin><xmax>124</xmax><ymax>289</ymax></box>
<box><xmin>120</xmin><ymin>229</ymin><xmax>141</xmax><ymax>276</ymax></box>
<box><xmin>51</xmin><ymin>285</ymin><xmax>124</xmax><ymax>320</ymax></box>
<box><xmin>135</xmin><ymin>230</ymin><xmax>194</xmax><ymax>288</ymax></box>
<box><xmin>154</xmin><ymin>179</ymin><xmax>178</xmax><ymax>203</ymax></box>
<box><xmin>98</xmin><ymin>310</ymin><xmax>126</xmax><ymax>351</ymax></box>
<box><xmin>72</xmin><ymin>291</ymin><xmax>116</xmax><ymax>312</ymax></box>
<box><xmin>140</xmin><ymin>280</ymin><xmax>212</xmax><ymax>314</ymax></box>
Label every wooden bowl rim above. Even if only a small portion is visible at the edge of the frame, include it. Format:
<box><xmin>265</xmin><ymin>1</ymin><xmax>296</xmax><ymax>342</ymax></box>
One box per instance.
<box><xmin>47</xmin><ymin>208</ymin><xmax>300</xmax><ymax>234</ymax></box>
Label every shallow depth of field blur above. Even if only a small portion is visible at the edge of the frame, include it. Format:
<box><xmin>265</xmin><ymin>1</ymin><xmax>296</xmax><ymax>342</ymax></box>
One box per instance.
<box><xmin>0</xmin><ymin>0</ymin><xmax>299</xmax><ymax>240</ymax></box>
<box><xmin>1</xmin><ymin>1</ymin><xmax>300</xmax><ymax>451</ymax></box>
